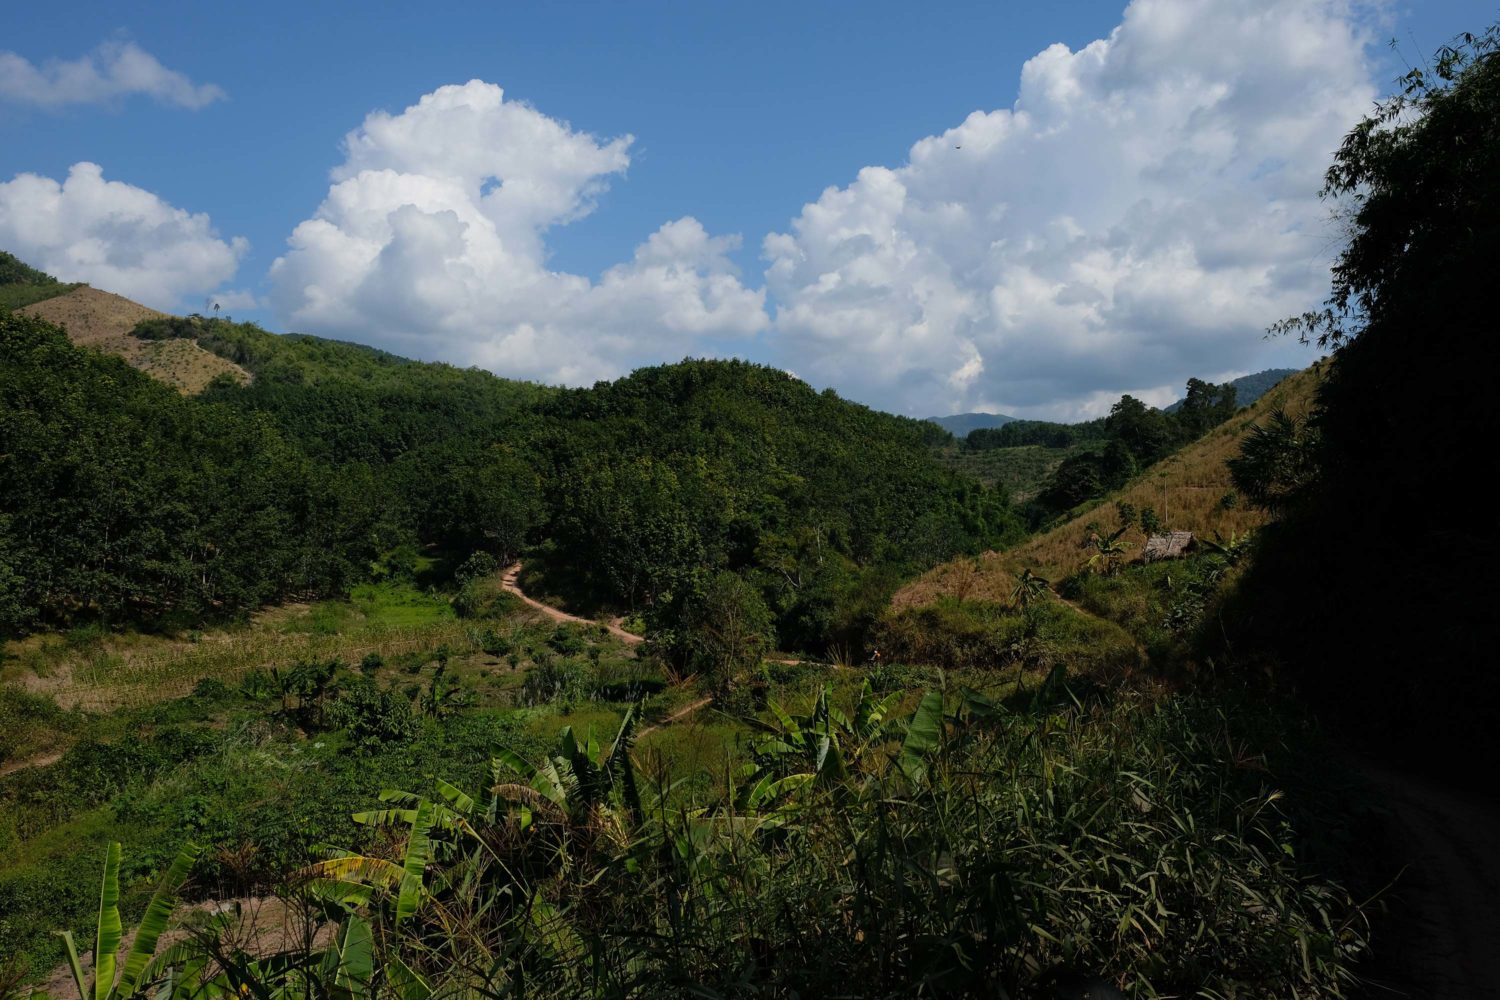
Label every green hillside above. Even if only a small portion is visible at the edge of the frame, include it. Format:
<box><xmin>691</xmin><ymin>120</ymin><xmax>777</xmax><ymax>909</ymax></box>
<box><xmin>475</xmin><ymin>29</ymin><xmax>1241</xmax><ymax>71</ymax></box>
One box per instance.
<box><xmin>4</xmin><ymin>28</ymin><xmax>1499</xmax><ymax>995</ymax></box>
<box><xmin>2</xmin><ymin>310</ymin><xmax>1020</xmax><ymax>658</ymax></box>
<box><xmin>932</xmin><ymin>378</ymin><xmax>1239</xmax><ymax>523</ymax></box>
<box><xmin>0</xmin><ymin>251</ymin><xmax>80</xmax><ymax>312</ymax></box>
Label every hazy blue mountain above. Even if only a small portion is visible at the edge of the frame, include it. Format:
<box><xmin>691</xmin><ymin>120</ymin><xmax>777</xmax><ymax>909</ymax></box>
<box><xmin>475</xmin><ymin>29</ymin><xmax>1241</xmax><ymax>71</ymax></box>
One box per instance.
<box><xmin>925</xmin><ymin>411</ymin><xmax>1020</xmax><ymax>436</ymax></box>
<box><xmin>1163</xmin><ymin>368</ymin><xmax>1299</xmax><ymax>413</ymax></box>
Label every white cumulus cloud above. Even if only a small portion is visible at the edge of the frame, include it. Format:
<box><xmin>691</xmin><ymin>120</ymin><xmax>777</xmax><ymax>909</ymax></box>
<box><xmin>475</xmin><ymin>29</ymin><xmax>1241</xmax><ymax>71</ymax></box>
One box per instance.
<box><xmin>0</xmin><ymin>40</ymin><xmax>225</xmax><ymax>110</ymax></box>
<box><xmin>0</xmin><ymin>162</ymin><xmax>247</xmax><ymax>310</ymax></box>
<box><xmin>269</xmin><ymin>81</ymin><xmax>768</xmax><ymax>384</ymax></box>
<box><xmin>763</xmin><ymin>0</ymin><xmax>1378</xmax><ymax>418</ymax></box>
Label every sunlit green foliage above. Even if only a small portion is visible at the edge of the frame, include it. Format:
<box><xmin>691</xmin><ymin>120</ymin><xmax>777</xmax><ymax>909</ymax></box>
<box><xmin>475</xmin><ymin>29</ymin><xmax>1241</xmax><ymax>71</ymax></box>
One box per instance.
<box><xmin>0</xmin><ymin>251</ymin><xmax>80</xmax><ymax>313</ymax></box>
<box><xmin>0</xmin><ymin>314</ymin><xmax>389</xmax><ymax>634</ymax></box>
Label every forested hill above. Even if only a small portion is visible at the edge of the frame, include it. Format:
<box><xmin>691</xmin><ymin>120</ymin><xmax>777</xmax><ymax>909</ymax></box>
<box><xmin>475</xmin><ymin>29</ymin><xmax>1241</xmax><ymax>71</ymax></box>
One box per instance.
<box><xmin>1163</xmin><ymin>368</ymin><xmax>1298</xmax><ymax>413</ymax></box>
<box><xmin>534</xmin><ymin>361</ymin><xmax>1024</xmax><ymax>648</ymax></box>
<box><xmin>180</xmin><ymin>316</ymin><xmax>554</xmax><ymax>465</ymax></box>
<box><xmin>1</xmin><ymin>307</ymin><xmax>1020</xmax><ymax>654</ymax></box>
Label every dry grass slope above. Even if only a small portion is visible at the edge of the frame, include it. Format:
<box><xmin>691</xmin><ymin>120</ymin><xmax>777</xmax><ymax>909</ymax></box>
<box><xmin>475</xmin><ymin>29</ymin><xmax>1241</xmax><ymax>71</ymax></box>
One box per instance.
<box><xmin>891</xmin><ymin>550</ymin><xmax>1018</xmax><ymax>611</ymax></box>
<box><xmin>894</xmin><ymin>366</ymin><xmax>1321</xmax><ymax>604</ymax></box>
<box><xmin>19</xmin><ymin>286</ymin><xmax>250</xmax><ymax>394</ymax></box>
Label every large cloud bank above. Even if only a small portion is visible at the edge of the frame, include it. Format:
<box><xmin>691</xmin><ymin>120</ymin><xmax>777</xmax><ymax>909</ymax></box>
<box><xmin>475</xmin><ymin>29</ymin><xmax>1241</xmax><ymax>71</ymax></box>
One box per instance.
<box><xmin>268</xmin><ymin>81</ymin><xmax>768</xmax><ymax>384</ymax></box>
<box><xmin>763</xmin><ymin>0</ymin><xmax>1376</xmax><ymax>417</ymax></box>
<box><xmin>0</xmin><ymin>162</ymin><xmax>246</xmax><ymax>309</ymax></box>
<box><xmin>3</xmin><ymin>0</ymin><xmax>1383</xmax><ymax>415</ymax></box>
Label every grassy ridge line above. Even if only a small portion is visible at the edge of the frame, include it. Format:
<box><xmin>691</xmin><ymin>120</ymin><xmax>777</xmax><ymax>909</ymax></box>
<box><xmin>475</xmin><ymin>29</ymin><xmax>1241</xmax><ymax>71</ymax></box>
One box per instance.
<box><xmin>894</xmin><ymin>365</ymin><xmax>1321</xmax><ymax>604</ymax></box>
<box><xmin>1008</xmin><ymin>366</ymin><xmax>1320</xmax><ymax>577</ymax></box>
<box><xmin>0</xmin><ymin>282</ymin><xmax>82</xmax><ymax>313</ymax></box>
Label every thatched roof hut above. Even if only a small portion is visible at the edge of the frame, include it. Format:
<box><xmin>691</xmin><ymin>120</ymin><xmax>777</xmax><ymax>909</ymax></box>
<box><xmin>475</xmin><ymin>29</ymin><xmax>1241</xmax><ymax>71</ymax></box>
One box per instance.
<box><xmin>1142</xmin><ymin>531</ymin><xmax>1194</xmax><ymax>563</ymax></box>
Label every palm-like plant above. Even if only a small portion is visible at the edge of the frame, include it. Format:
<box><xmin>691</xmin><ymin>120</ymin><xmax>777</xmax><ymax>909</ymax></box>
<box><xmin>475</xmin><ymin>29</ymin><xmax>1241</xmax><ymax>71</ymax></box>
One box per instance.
<box><xmin>1084</xmin><ymin>525</ymin><xmax>1132</xmax><ymax>575</ymax></box>
<box><xmin>1009</xmin><ymin>568</ymin><xmax>1050</xmax><ymax>610</ymax></box>
<box><xmin>740</xmin><ymin>682</ymin><xmax>949</xmax><ymax>807</ymax></box>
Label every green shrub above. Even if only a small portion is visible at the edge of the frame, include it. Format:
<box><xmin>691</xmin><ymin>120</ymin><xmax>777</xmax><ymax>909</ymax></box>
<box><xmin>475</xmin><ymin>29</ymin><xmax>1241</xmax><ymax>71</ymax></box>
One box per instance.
<box><xmin>878</xmin><ymin>598</ymin><xmax>1136</xmax><ymax>675</ymax></box>
<box><xmin>519</xmin><ymin>657</ymin><xmax>595</xmax><ymax>706</ymax></box>
<box><xmin>0</xmin><ymin>687</ymin><xmax>75</xmax><ymax>765</ymax></box>
<box><xmin>328</xmin><ymin>681</ymin><xmax>419</xmax><ymax>751</ymax></box>
<box><xmin>547</xmin><ymin>625</ymin><xmax>587</xmax><ymax>656</ymax></box>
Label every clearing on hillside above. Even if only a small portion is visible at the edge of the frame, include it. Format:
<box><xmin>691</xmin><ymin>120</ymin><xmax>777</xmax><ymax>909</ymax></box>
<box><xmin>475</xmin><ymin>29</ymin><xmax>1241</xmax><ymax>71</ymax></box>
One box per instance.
<box><xmin>20</xmin><ymin>286</ymin><xmax>250</xmax><ymax>394</ymax></box>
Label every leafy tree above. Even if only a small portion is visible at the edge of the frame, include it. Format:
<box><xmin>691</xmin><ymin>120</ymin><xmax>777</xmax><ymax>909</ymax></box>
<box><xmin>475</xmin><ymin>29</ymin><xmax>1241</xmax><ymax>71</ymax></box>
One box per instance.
<box><xmin>677</xmin><ymin>570</ymin><xmax>774</xmax><ymax>694</ymax></box>
<box><xmin>1037</xmin><ymin>454</ymin><xmax>1106</xmax><ymax>512</ymax></box>
<box><xmin>1106</xmin><ymin>395</ymin><xmax>1172</xmax><ymax>465</ymax></box>
<box><xmin>1175</xmin><ymin>378</ymin><xmax>1238</xmax><ymax>439</ymax></box>
<box><xmin>1139</xmin><ymin>506</ymin><xmax>1162</xmax><ymax>536</ymax></box>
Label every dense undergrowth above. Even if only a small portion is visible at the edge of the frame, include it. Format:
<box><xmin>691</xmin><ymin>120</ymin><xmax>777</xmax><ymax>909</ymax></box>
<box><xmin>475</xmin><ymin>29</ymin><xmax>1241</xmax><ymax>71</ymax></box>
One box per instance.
<box><xmin>2</xmin><ymin>680</ymin><xmax>1376</xmax><ymax>998</ymax></box>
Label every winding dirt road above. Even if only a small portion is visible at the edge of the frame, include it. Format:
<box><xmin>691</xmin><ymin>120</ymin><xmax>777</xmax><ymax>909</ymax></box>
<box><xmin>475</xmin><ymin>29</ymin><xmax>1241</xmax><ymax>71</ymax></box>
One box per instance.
<box><xmin>500</xmin><ymin>562</ymin><xmax>644</xmax><ymax>645</ymax></box>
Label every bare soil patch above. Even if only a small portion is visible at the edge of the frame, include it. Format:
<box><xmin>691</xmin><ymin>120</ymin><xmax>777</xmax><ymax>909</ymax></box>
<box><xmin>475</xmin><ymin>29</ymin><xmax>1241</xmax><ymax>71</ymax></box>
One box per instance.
<box><xmin>21</xmin><ymin>287</ymin><xmax>250</xmax><ymax>394</ymax></box>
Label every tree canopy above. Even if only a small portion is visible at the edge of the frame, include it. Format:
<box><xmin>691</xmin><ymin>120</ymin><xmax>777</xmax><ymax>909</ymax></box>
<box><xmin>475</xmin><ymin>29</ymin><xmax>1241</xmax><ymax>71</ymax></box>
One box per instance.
<box><xmin>1224</xmin><ymin>26</ymin><xmax>1500</xmax><ymax>766</ymax></box>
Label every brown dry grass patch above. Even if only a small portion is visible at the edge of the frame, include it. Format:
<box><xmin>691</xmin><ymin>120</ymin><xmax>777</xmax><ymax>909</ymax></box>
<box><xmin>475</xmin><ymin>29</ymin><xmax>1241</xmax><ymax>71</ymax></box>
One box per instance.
<box><xmin>892</xmin><ymin>550</ymin><xmax>1018</xmax><ymax>611</ymax></box>
<box><xmin>3</xmin><ymin>618</ymin><xmax>476</xmax><ymax>712</ymax></box>
<box><xmin>893</xmin><ymin>366</ymin><xmax>1322</xmax><ymax>606</ymax></box>
<box><xmin>20</xmin><ymin>286</ymin><xmax>250</xmax><ymax>394</ymax></box>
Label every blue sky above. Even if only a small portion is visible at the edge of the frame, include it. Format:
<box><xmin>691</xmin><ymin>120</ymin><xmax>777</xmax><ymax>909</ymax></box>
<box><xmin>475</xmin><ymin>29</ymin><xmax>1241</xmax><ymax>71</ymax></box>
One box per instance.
<box><xmin>1</xmin><ymin>0</ymin><xmax>1492</xmax><ymax>418</ymax></box>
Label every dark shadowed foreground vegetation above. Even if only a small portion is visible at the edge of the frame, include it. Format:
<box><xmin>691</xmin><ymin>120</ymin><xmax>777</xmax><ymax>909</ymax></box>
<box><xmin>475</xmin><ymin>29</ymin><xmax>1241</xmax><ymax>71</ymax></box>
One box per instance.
<box><xmin>1216</xmin><ymin>25</ymin><xmax>1500</xmax><ymax>770</ymax></box>
<box><xmin>1</xmin><ymin>672</ymin><xmax>1377</xmax><ymax>999</ymax></box>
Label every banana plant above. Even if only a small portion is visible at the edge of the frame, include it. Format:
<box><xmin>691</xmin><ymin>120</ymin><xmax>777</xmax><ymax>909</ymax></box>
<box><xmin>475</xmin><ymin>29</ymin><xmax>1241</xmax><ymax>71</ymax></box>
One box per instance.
<box><xmin>485</xmin><ymin>703</ymin><xmax>644</xmax><ymax>829</ymax></box>
<box><xmin>740</xmin><ymin>682</ymin><xmax>947</xmax><ymax>808</ymax></box>
<box><xmin>52</xmin><ymin>840</ymin><xmax>201</xmax><ymax>1000</ymax></box>
<box><xmin>302</xmin><ymin>798</ymin><xmax>438</xmax><ymax>926</ymax></box>
<box><xmin>1201</xmin><ymin>529</ymin><xmax>1253</xmax><ymax>566</ymax></box>
<box><xmin>1085</xmin><ymin>525</ymin><xmax>1132</xmax><ymax>575</ymax></box>
<box><xmin>143</xmin><ymin>906</ymin><xmax>427</xmax><ymax>1000</ymax></box>
<box><xmin>312</xmin><ymin>707</ymin><xmax>644</xmax><ymax>910</ymax></box>
<box><xmin>1009</xmin><ymin>568</ymin><xmax>1051</xmax><ymax>610</ymax></box>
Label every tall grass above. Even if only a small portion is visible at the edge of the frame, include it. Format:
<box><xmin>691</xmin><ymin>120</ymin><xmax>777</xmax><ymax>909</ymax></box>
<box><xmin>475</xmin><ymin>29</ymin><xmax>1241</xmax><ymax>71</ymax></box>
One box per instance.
<box><xmin>184</xmin><ymin>687</ymin><xmax>1369</xmax><ymax>998</ymax></box>
<box><xmin>14</xmin><ymin>621</ymin><xmax>480</xmax><ymax>711</ymax></box>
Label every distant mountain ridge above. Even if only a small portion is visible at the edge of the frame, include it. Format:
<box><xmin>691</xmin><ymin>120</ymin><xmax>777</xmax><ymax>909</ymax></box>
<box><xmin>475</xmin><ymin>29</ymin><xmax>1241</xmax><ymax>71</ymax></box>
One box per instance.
<box><xmin>924</xmin><ymin>411</ymin><xmax>1020</xmax><ymax>436</ymax></box>
<box><xmin>927</xmin><ymin>368</ymin><xmax>1296</xmax><ymax>437</ymax></box>
<box><xmin>1164</xmin><ymin>368</ymin><xmax>1299</xmax><ymax>413</ymax></box>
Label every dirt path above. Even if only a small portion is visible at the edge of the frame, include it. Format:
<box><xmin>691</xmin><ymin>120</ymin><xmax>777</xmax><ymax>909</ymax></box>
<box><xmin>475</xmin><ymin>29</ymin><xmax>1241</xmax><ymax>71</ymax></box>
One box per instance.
<box><xmin>638</xmin><ymin>696</ymin><xmax>714</xmax><ymax>738</ymax></box>
<box><xmin>1350</xmin><ymin>759</ymin><xmax>1500</xmax><ymax>999</ymax></box>
<box><xmin>1049</xmin><ymin>589</ymin><xmax>1149</xmax><ymax>664</ymax></box>
<box><xmin>0</xmin><ymin>749</ymin><xmax>63</xmax><ymax>778</ymax></box>
<box><xmin>499</xmin><ymin>563</ymin><xmax>643</xmax><ymax>645</ymax></box>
